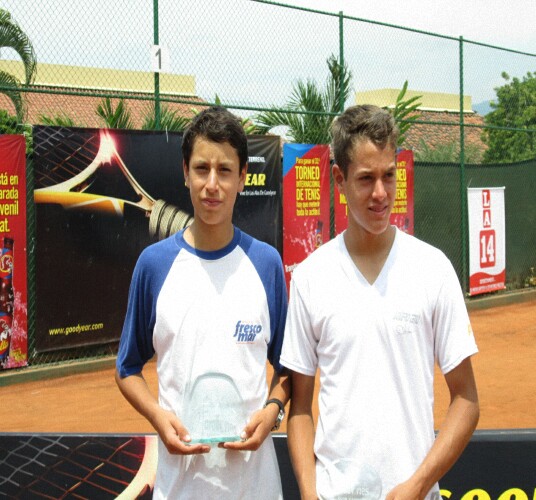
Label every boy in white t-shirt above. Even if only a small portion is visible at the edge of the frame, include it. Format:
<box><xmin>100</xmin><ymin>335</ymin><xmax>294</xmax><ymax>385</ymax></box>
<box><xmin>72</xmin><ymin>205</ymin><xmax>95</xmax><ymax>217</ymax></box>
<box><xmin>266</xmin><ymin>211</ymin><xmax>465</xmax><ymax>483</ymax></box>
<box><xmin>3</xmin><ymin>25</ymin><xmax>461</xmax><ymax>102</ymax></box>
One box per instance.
<box><xmin>281</xmin><ymin>104</ymin><xmax>479</xmax><ymax>500</ymax></box>
<box><xmin>116</xmin><ymin>107</ymin><xmax>289</xmax><ymax>499</ymax></box>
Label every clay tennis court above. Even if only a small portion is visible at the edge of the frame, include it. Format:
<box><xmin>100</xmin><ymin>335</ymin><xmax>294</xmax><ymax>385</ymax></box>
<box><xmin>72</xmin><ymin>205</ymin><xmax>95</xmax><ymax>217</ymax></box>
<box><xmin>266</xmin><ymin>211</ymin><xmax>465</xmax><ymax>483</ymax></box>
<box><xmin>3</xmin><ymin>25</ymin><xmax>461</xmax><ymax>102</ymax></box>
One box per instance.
<box><xmin>0</xmin><ymin>296</ymin><xmax>534</xmax><ymax>433</ymax></box>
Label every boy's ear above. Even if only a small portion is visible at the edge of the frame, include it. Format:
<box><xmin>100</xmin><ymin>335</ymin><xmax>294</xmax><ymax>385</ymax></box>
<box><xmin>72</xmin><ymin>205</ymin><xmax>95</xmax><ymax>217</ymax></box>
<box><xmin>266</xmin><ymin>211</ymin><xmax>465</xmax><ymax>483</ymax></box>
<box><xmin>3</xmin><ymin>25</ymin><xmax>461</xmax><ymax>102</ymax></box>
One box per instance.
<box><xmin>183</xmin><ymin>160</ymin><xmax>189</xmax><ymax>187</ymax></box>
<box><xmin>332</xmin><ymin>163</ymin><xmax>345</xmax><ymax>194</ymax></box>
<box><xmin>238</xmin><ymin>163</ymin><xmax>248</xmax><ymax>193</ymax></box>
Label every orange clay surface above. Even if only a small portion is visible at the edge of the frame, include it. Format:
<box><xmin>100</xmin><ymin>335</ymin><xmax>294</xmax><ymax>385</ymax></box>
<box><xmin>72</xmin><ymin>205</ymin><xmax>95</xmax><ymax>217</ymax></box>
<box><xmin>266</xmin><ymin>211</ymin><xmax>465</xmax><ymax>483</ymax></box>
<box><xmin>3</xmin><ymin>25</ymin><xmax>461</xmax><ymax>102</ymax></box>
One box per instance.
<box><xmin>0</xmin><ymin>300</ymin><xmax>534</xmax><ymax>434</ymax></box>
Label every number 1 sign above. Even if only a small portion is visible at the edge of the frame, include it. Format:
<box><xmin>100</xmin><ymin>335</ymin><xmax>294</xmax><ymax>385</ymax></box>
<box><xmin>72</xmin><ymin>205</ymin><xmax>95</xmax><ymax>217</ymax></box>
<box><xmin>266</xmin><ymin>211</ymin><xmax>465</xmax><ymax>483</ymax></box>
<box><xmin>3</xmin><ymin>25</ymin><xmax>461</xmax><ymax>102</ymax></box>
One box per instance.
<box><xmin>468</xmin><ymin>187</ymin><xmax>506</xmax><ymax>296</ymax></box>
<box><xmin>151</xmin><ymin>45</ymin><xmax>170</xmax><ymax>73</ymax></box>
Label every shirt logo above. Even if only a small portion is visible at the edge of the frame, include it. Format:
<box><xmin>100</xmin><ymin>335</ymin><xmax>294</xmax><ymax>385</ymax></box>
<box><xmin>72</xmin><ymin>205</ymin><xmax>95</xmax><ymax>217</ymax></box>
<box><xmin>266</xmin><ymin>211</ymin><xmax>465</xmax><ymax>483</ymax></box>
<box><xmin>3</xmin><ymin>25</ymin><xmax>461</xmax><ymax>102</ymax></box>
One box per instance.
<box><xmin>234</xmin><ymin>320</ymin><xmax>262</xmax><ymax>343</ymax></box>
<box><xmin>392</xmin><ymin>311</ymin><xmax>420</xmax><ymax>336</ymax></box>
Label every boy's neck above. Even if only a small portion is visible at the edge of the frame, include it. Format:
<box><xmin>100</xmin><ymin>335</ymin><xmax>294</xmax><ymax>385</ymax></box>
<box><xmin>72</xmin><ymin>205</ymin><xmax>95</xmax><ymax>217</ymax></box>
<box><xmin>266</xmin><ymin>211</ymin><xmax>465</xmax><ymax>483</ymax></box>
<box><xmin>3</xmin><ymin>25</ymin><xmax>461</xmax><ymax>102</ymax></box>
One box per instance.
<box><xmin>344</xmin><ymin>224</ymin><xmax>395</xmax><ymax>258</ymax></box>
<box><xmin>343</xmin><ymin>225</ymin><xmax>396</xmax><ymax>285</ymax></box>
<box><xmin>183</xmin><ymin>221</ymin><xmax>235</xmax><ymax>252</ymax></box>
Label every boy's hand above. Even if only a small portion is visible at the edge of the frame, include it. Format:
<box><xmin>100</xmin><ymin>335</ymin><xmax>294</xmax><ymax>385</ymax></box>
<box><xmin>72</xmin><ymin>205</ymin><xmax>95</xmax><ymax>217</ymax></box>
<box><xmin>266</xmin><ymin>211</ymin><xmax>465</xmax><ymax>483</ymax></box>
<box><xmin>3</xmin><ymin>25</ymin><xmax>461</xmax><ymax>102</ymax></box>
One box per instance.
<box><xmin>220</xmin><ymin>404</ymin><xmax>279</xmax><ymax>451</ymax></box>
<box><xmin>152</xmin><ymin>407</ymin><xmax>210</xmax><ymax>455</ymax></box>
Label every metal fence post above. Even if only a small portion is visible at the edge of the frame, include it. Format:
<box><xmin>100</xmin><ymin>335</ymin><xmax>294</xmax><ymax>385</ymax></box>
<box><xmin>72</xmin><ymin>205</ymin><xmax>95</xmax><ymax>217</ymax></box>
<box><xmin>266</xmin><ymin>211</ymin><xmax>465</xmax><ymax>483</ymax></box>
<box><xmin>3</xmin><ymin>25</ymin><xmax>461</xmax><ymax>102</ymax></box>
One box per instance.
<box><xmin>153</xmin><ymin>0</ymin><xmax>161</xmax><ymax>129</ymax></box>
<box><xmin>459</xmin><ymin>35</ymin><xmax>468</xmax><ymax>293</ymax></box>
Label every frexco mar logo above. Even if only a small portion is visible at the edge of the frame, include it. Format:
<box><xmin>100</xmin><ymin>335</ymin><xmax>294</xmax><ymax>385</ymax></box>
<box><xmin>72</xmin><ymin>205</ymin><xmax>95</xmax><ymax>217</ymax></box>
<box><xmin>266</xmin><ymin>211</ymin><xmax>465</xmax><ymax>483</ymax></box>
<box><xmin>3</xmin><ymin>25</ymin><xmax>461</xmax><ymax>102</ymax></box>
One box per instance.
<box><xmin>234</xmin><ymin>321</ymin><xmax>262</xmax><ymax>343</ymax></box>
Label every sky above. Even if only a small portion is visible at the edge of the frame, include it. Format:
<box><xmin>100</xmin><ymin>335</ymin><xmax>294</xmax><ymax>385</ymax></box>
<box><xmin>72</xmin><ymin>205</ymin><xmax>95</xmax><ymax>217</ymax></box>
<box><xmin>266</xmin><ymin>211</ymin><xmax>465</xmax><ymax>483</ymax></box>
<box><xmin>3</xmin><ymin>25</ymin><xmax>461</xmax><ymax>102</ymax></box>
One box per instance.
<box><xmin>286</xmin><ymin>0</ymin><xmax>536</xmax><ymax>49</ymax></box>
<box><xmin>2</xmin><ymin>0</ymin><xmax>536</xmax><ymax>108</ymax></box>
<box><xmin>258</xmin><ymin>0</ymin><xmax>536</xmax><ymax>106</ymax></box>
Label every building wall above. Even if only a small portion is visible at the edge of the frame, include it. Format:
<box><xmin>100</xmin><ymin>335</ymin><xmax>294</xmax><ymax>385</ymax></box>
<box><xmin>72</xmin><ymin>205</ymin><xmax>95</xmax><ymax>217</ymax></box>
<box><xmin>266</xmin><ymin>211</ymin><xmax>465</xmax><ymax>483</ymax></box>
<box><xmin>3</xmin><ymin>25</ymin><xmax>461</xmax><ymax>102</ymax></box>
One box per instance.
<box><xmin>0</xmin><ymin>60</ymin><xmax>203</xmax><ymax>128</ymax></box>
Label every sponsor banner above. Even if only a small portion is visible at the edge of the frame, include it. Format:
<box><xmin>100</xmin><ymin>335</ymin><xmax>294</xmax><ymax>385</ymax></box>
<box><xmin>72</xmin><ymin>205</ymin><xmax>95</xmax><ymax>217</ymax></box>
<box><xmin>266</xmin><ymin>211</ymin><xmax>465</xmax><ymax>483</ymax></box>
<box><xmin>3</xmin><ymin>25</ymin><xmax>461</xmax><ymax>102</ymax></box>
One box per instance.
<box><xmin>468</xmin><ymin>187</ymin><xmax>506</xmax><ymax>296</ymax></box>
<box><xmin>334</xmin><ymin>149</ymin><xmax>414</xmax><ymax>235</ymax></box>
<box><xmin>334</xmin><ymin>183</ymin><xmax>348</xmax><ymax>236</ymax></box>
<box><xmin>33</xmin><ymin>126</ymin><xmax>281</xmax><ymax>352</ymax></box>
<box><xmin>0</xmin><ymin>434</ymin><xmax>156</xmax><ymax>497</ymax></box>
<box><xmin>235</xmin><ymin>135</ymin><xmax>282</xmax><ymax>254</ymax></box>
<box><xmin>282</xmin><ymin>144</ymin><xmax>330</xmax><ymax>289</ymax></box>
<box><xmin>0</xmin><ymin>431</ymin><xmax>534</xmax><ymax>499</ymax></box>
<box><xmin>0</xmin><ymin>135</ymin><xmax>28</xmax><ymax>370</ymax></box>
<box><xmin>390</xmin><ymin>149</ymin><xmax>414</xmax><ymax>235</ymax></box>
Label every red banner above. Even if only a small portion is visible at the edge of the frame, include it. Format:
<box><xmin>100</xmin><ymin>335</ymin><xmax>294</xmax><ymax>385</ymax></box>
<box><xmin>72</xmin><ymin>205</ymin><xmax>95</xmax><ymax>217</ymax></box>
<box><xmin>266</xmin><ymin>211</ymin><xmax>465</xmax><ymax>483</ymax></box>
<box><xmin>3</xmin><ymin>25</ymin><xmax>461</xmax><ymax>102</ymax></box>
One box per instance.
<box><xmin>334</xmin><ymin>149</ymin><xmax>414</xmax><ymax>235</ymax></box>
<box><xmin>390</xmin><ymin>149</ymin><xmax>414</xmax><ymax>234</ymax></box>
<box><xmin>282</xmin><ymin>144</ymin><xmax>330</xmax><ymax>290</ymax></box>
<box><xmin>468</xmin><ymin>187</ymin><xmax>506</xmax><ymax>296</ymax></box>
<box><xmin>0</xmin><ymin>135</ymin><xmax>28</xmax><ymax>369</ymax></box>
<box><xmin>334</xmin><ymin>187</ymin><xmax>348</xmax><ymax>235</ymax></box>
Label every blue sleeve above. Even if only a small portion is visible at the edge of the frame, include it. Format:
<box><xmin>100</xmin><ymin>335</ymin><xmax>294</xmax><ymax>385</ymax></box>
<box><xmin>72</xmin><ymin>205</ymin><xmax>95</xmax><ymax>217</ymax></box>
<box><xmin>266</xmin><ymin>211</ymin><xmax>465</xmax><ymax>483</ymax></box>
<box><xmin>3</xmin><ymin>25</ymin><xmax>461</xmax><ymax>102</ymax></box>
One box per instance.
<box><xmin>267</xmin><ymin>255</ymin><xmax>288</xmax><ymax>374</ymax></box>
<box><xmin>116</xmin><ymin>238</ymin><xmax>178</xmax><ymax>377</ymax></box>
<box><xmin>240</xmin><ymin>233</ymin><xmax>288</xmax><ymax>373</ymax></box>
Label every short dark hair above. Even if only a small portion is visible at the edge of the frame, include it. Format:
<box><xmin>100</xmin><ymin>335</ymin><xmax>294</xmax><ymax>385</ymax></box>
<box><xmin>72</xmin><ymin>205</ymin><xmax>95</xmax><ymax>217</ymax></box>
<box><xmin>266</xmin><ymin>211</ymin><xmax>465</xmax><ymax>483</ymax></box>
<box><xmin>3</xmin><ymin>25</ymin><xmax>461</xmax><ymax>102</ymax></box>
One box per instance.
<box><xmin>182</xmin><ymin>106</ymin><xmax>248</xmax><ymax>171</ymax></box>
<box><xmin>331</xmin><ymin>104</ymin><xmax>399</xmax><ymax>178</ymax></box>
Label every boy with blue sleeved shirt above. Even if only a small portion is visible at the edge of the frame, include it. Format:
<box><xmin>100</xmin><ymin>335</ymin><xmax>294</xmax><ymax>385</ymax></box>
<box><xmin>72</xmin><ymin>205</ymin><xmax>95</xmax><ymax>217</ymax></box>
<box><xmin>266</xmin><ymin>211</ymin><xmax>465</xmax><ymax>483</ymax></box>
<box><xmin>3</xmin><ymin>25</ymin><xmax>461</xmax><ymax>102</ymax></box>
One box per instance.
<box><xmin>116</xmin><ymin>106</ymin><xmax>289</xmax><ymax>499</ymax></box>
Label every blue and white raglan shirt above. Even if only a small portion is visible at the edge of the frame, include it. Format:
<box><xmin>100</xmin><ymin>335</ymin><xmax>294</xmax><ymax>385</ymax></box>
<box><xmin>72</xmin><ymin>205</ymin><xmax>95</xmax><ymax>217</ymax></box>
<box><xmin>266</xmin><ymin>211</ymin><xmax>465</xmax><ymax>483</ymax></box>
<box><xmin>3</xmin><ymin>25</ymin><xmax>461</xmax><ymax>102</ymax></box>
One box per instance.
<box><xmin>117</xmin><ymin>227</ymin><xmax>287</xmax><ymax>500</ymax></box>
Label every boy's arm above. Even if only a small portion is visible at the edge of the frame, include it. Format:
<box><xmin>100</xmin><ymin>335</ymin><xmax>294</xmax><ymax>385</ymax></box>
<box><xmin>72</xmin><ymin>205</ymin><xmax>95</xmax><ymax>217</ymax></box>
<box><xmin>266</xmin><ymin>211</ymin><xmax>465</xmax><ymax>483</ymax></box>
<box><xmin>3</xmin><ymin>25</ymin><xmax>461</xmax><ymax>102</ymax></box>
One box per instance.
<box><xmin>287</xmin><ymin>370</ymin><xmax>317</xmax><ymax>500</ymax></box>
<box><xmin>222</xmin><ymin>368</ymin><xmax>291</xmax><ymax>451</ymax></box>
<box><xmin>386</xmin><ymin>356</ymin><xmax>479</xmax><ymax>499</ymax></box>
<box><xmin>115</xmin><ymin>370</ymin><xmax>209</xmax><ymax>455</ymax></box>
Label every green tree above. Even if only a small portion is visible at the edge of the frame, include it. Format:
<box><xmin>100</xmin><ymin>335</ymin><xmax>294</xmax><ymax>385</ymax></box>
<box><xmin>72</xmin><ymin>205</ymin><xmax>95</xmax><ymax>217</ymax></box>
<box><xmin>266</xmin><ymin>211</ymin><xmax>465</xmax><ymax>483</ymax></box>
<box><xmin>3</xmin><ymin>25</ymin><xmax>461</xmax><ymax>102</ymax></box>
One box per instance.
<box><xmin>141</xmin><ymin>103</ymin><xmax>192</xmax><ymax>132</ymax></box>
<box><xmin>190</xmin><ymin>95</ymin><xmax>262</xmax><ymax>134</ymax></box>
<box><xmin>483</xmin><ymin>71</ymin><xmax>536</xmax><ymax>163</ymax></box>
<box><xmin>0</xmin><ymin>109</ymin><xmax>32</xmax><ymax>153</ymax></box>
<box><xmin>38</xmin><ymin>112</ymin><xmax>84</xmax><ymax>128</ymax></box>
<box><xmin>388</xmin><ymin>80</ymin><xmax>422</xmax><ymax>148</ymax></box>
<box><xmin>96</xmin><ymin>97</ymin><xmax>133</xmax><ymax>129</ymax></box>
<box><xmin>0</xmin><ymin>8</ymin><xmax>37</xmax><ymax>121</ymax></box>
<box><xmin>254</xmin><ymin>54</ymin><xmax>352</xmax><ymax>144</ymax></box>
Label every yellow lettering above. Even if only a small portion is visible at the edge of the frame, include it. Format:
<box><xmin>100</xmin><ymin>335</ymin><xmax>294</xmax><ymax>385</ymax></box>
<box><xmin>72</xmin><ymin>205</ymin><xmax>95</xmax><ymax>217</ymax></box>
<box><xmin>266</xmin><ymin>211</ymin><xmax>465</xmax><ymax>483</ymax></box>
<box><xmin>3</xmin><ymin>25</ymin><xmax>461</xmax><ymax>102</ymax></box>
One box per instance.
<box><xmin>440</xmin><ymin>490</ymin><xmax>452</xmax><ymax>499</ymax></box>
<box><xmin>245</xmin><ymin>173</ymin><xmax>266</xmax><ymax>186</ymax></box>
<box><xmin>396</xmin><ymin>188</ymin><xmax>407</xmax><ymax>199</ymax></box>
<box><xmin>396</xmin><ymin>168</ymin><xmax>407</xmax><ymax>181</ymax></box>
<box><xmin>461</xmin><ymin>489</ymin><xmax>491</xmax><ymax>500</ymax></box>
<box><xmin>295</xmin><ymin>165</ymin><xmax>320</xmax><ymax>181</ymax></box>
<box><xmin>498</xmin><ymin>489</ymin><xmax>528</xmax><ymax>500</ymax></box>
<box><xmin>305</xmin><ymin>188</ymin><xmax>320</xmax><ymax>201</ymax></box>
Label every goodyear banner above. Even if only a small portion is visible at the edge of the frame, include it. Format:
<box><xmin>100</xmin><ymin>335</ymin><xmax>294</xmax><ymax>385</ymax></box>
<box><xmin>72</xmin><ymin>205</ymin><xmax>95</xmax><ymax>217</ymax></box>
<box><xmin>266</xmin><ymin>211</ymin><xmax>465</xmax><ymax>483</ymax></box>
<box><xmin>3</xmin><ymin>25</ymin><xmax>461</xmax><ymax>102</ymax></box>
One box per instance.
<box><xmin>334</xmin><ymin>149</ymin><xmax>414</xmax><ymax>235</ymax></box>
<box><xmin>33</xmin><ymin>127</ymin><xmax>281</xmax><ymax>352</ymax></box>
<box><xmin>282</xmin><ymin>144</ymin><xmax>330</xmax><ymax>290</ymax></box>
<box><xmin>468</xmin><ymin>187</ymin><xmax>506</xmax><ymax>296</ymax></box>
<box><xmin>0</xmin><ymin>135</ymin><xmax>28</xmax><ymax>370</ymax></box>
<box><xmin>235</xmin><ymin>135</ymin><xmax>282</xmax><ymax>253</ymax></box>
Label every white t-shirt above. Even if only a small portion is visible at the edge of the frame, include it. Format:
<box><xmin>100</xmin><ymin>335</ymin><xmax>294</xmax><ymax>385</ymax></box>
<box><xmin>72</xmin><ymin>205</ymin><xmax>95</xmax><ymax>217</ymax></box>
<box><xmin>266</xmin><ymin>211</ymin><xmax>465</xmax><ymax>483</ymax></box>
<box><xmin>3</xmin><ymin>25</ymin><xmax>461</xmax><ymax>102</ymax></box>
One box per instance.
<box><xmin>117</xmin><ymin>227</ymin><xmax>287</xmax><ymax>499</ymax></box>
<box><xmin>281</xmin><ymin>228</ymin><xmax>478</xmax><ymax>500</ymax></box>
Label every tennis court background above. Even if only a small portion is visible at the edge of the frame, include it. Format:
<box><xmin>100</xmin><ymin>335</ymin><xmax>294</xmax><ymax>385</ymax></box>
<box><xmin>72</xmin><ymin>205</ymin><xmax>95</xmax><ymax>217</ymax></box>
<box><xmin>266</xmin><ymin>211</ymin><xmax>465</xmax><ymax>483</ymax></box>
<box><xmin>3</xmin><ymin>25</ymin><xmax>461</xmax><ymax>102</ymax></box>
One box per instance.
<box><xmin>0</xmin><ymin>297</ymin><xmax>534</xmax><ymax>498</ymax></box>
<box><xmin>0</xmin><ymin>297</ymin><xmax>534</xmax><ymax>433</ymax></box>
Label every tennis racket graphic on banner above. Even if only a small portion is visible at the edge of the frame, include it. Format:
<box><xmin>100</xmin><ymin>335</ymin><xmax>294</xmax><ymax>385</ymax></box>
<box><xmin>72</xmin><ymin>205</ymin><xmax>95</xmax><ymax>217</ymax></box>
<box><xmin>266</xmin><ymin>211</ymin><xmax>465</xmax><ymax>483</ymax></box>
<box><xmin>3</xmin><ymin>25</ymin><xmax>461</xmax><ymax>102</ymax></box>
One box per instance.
<box><xmin>0</xmin><ymin>434</ymin><xmax>157</xmax><ymax>498</ymax></box>
<box><xmin>33</xmin><ymin>127</ymin><xmax>192</xmax><ymax>240</ymax></box>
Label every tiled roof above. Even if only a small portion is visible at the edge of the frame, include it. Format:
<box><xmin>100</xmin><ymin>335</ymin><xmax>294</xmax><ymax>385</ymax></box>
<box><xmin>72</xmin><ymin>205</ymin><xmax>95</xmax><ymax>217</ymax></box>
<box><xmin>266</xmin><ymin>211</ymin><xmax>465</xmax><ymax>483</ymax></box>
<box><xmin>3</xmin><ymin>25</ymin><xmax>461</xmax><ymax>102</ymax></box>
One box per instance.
<box><xmin>403</xmin><ymin>110</ymin><xmax>487</xmax><ymax>159</ymax></box>
<box><xmin>0</xmin><ymin>88</ymin><xmax>206</xmax><ymax>129</ymax></box>
<box><xmin>1</xmin><ymin>87</ymin><xmax>487</xmax><ymax>160</ymax></box>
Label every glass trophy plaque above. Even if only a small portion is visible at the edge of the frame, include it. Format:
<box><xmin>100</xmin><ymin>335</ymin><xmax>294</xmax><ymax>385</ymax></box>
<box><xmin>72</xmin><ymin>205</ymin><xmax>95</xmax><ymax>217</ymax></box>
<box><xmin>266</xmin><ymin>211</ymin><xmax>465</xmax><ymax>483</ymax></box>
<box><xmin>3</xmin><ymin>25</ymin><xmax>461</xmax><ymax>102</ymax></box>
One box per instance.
<box><xmin>182</xmin><ymin>373</ymin><xmax>247</xmax><ymax>444</ymax></box>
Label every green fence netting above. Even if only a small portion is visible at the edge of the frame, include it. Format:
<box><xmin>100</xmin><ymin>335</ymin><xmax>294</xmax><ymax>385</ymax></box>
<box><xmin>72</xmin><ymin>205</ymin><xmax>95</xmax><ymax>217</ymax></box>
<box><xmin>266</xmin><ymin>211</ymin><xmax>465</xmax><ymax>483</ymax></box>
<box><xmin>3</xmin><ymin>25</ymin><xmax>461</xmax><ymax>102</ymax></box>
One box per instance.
<box><xmin>0</xmin><ymin>0</ymin><xmax>534</xmax><ymax>366</ymax></box>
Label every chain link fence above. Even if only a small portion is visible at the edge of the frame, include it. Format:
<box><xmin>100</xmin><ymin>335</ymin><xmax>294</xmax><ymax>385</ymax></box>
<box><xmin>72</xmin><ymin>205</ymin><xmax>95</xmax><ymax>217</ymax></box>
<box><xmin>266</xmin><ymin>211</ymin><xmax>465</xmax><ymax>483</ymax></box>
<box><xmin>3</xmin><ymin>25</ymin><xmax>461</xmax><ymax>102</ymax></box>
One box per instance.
<box><xmin>1</xmin><ymin>0</ymin><xmax>535</xmax><ymax>366</ymax></box>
